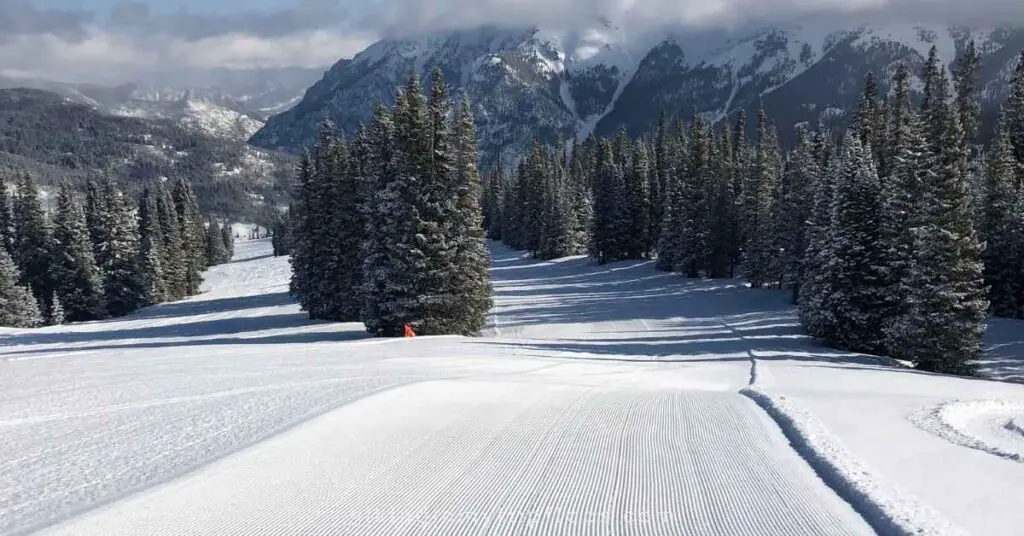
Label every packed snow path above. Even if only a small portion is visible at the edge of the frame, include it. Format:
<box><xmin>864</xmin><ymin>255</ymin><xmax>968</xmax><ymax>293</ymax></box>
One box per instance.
<box><xmin>2</xmin><ymin>240</ymin><xmax>1022</xmax><ymax>535</ymax></box>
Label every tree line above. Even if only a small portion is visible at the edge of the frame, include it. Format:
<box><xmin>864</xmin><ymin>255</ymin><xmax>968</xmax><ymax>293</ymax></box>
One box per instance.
<box><xmin>0</xmin><ymin>175</ymin><xmax>236</xmax><ymax>327</ymax></box>
<box><xmin>485</xmin><ymin>45</ymin><xmax>1024</xmax><ymax>376</ymax></box>
<box><xmin>284</xmin><ymin>69</ymin><xmax>493</xmax><ymax>337</ymax></box>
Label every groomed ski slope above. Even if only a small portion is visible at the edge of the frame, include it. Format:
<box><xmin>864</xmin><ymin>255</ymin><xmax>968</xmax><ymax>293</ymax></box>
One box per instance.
<box><xmin>2</xmin><ymin>239</ymin><xmax>1023</xmax><ymax>535</ymax></box>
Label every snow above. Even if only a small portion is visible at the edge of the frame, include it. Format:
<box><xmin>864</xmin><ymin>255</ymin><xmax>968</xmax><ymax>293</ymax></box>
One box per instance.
<box><xmin>2</xmin><ymin>240</ymin><xmax>1023</xmax><ymax>535</ymax></box>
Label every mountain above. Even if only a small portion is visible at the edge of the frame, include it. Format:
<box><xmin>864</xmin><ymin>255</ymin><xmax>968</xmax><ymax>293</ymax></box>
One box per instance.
<box><xmin>0</xmin><ymin>67</ymin><xmax>327</xmax><ymax>142</ymax></box>
<box><xmin>0</xmin><ymin>88</ymin><xmax>293</xmax><ymax>222</ymax></box>
<box><xmin>249</xmin><ymin>23</ymin><xmax>1024</xmax><ymax>165</ymax></box>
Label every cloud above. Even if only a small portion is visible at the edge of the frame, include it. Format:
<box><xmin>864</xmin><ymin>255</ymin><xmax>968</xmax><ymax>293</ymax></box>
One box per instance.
<box><xmin>2</xmin><ymin>0</ymin><xmax>1024</xmax><ymax>85</ymax></box>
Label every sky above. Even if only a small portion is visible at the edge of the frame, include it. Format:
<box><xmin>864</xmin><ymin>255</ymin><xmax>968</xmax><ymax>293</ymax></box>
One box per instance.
<box><xmin>3</xmin><ymin>0</ymin><xmax>1024</xmax><ymax>85</ymax></box>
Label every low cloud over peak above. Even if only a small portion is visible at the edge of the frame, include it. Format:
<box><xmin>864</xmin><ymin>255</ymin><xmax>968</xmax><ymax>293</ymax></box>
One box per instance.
<box><xmin>2</xmin><ymin>0</ymin><xmax>1024</xmax><ymax>85</ymax></box>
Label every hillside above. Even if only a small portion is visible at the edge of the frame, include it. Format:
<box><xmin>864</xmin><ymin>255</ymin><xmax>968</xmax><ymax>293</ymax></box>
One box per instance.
<box><xmin>0</xmin><ymin>88</ymin><xmax>293</xmax><ymax>222</ymax></box>
<box><xmin>1</xmin><ymin>239</ymin><xmax>1022</xmax><ymax>535</ymax></box>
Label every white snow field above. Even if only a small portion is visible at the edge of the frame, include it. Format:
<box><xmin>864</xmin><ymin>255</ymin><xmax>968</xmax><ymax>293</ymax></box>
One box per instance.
<box><xmin>2</xmin><ymin>239</ymin><xmax>1023</xmax><ymax>535</ymax></box>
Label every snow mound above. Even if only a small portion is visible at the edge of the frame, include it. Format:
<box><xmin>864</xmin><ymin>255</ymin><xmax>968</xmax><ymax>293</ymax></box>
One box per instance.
<box><xmin>741</xmin><ymin>387</ymin><xmax>968</xmax><ymax>536</ymax></box>
<box><xmin>912</xmin><ymin>399</ymin><xmax>1024</xmax><ymax>463</ymax></box>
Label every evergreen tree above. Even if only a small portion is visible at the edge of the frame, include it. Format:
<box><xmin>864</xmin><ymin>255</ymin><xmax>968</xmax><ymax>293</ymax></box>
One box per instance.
<box><xmin>13</xmin><ymin>174</ymin><xmax>54</xmax><ymax>317</ymax></box>
<box><xmin>221</xmin><ymin>224</ymin><xmax>235</xmax><ymax>261</ymax></box>
<box><xmin>898</xmin><ymin>101</ymin><xmax>987</xmax><ymax>374</ymax></box>
<box><xmin>592</xmin><ymin>139</ymin><xmax>627</xmax><ymax>263</ymax></box>
<box><xmin>271</xmin><ymin>209</ymin><xmax>292</xmax><ymax>257</ymax></box>
<box><xmin>51</xmin><ymin>183</ymin><xmax>106</xmax><ymax>322</ymax></box>
<box><xmin>981</xmin><ymin>113</ymin><xmax>1022</xmax><ymax>317</ymax></box>
<box><xmin>0</xmin><ymin>246</ymin><xmax>41</xmax><ymax>328</ymax></box>
<box><xmin>440</xmin><ymin>96</ymin><xmax>493</xmax><ymax>334</ymax></box>
<box><xmin>484</xmin><ymin>168</ymin><xmax>506</xmax><ymax>240</ymax></box>
<box><xmin>360</xmin><ymin>105</ymin><xmax>396</xmax><ymax>334</ymax></box>
<box><xmin>98</xmin><ymin>180</ymin><xmax>145</xmax><ymax>317</ymax></box>
<box><xmin>137</xmin><ymin>189</ymin><xmax>167</xmax><ymax>306</ymax></box>
<box><xmin>205</xmin><ymin>221</ymin><xmax>229</xmax><ymax>266</ymax></box>
<box><xmin>954</xmin><ymin>40</ymin><xmax>982</xmax><ymax>150</ymax></box>
<box><xmin>827</xmin><ymin>137</ymin><xmax>888</xmax><ymax>354</ymax></box>
<box><xmin>799</xmin><ymin>151</ymin><xmax>839</xmax><ymax>340</ymax></box>
<box><xmin>1004</xmin><ymin>51</ymin><xmax>1024</xmax><ymax>163</ymax></box>
<box><xmin>778</xmin><ymin>126</ymin><xmax>820</xmax><ymax>302</ymax></box>
<box><xmin>677</xmin><ymin>118</ymin><xmax>713</xmax><ymax>276</ymax></box>
<box><xmin>708</xmin><ymin>128</ymin><xmax>739</xmax><ymax>278</ymax></box>
<box><xmin>0</xmin><ymin>176</ymin><xmax>12</xmax><ymax>255</ymax></box>
<box><xmin>624</xmin><ymin>142</ymin><xmax>652</xmax><ymax>258</ymax></box>
<box><xmin>155</xmin><ymin>182</ymin><xmax>185</xmax><ymax>299</ymax></box>
<box><xmin>173</xmin><ymin>178</ymin><xmax>205</xmax><ymax>296</ymax></box>
<box><xmin>744</xmin><ymin>111</ymin><xmax>781</xmax><ymax>288</ymax></box>
<box><xmin>47</xmin><ymin>293</ymin><xmax>64</xmax><ymax>326</ymax></box>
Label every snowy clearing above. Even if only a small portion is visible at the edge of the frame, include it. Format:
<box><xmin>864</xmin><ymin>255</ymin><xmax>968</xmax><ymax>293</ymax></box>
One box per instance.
<box><xmin>2</xmin><ymin>239</ymin><xmax>1023</xmax><ymax>535</ymax></box>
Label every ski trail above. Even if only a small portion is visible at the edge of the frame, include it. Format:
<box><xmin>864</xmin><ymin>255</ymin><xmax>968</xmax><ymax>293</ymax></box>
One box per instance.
<box><xmin>39</xmin><ymin>381</ymin><xmax>873</xmax><ymax>536</ymax></box>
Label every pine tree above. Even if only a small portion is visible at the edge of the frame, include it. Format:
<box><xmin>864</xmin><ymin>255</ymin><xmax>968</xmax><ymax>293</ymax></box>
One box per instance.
<box><xmin>98</xmin><ymin>180</ymin><xmax>145</xmax><ymax>317</ymax></box>
<box><xmin>137</xmin><ymin>189</ymin><xmax>167</xmax><ymax>306</ymax></box>
<box><xmin>799</xmin><ymin>149</ymin><xmax>839</xmax><ymax>340</ymax></box>
<box><xmin>981</xmin><ymin>112</ymin><xmax>1022</xmax><ymax>317</ymax></box>
<box><xmin>900</xmin><ymin>104</ymin><xmax>987</xmax><ymax>374</ymax></box>
<box><xmin>880</xmin><ymin>65</ymin><xmax>932</xmax><ymax>358</ymax></box>
<box><xmin>13</xmin><ymin>174</ymin><xmax>54</xmax><ymax>317</ymax></box>
<box><xmin>205</xmin><ymin>221</ymin><xmax>229</xmax><ymax>266</ymax></box>
<box><xmin>47</xmin><ymin>293</ymin><xmax>64</xmax><ymax>326</ymax></box>
<box><xmin>360</xmin><ymin>105</ymin><xmax>396</xmax><ymax>335</ymax></box>
<box><xmin>592</xmin><ymin>139</ymin><xmax>627</xmax><ymax>263</ymax></box>
<box><xmin>221</xmin><ymin>224</ymin><xmax>235</xmax><ymax>261</ymax></box>
<box><xmin>326</xmin><ymin>129</ymin><xmax>368</xmax><ymax>322</ymax></box>
<box><xmin>365</xmin><ymin>82</ymin><xmax>429</xmax><ymax>335</ymax></box>
<box><xmin>0</xmin><ymin>246</ymin><xmax>41</xmax><ymax>328</ymax></box>
<box><xmin>51</xmin><ymin>183</ymin><xmax>106</xmax><ymax>322</ymax></box>
<box><xmin>1004</xmin><ymin>51</ymin><xmax>1024</xmax><ymax>163</ymax></box>
<box><xmin>484</xmin><ymin>168</ymin><xmax>506</xmax><ymax>240</ymax></box>
<box><xmin>624</xmin><ymin>142</ymin><xmax>652</xmax><ymax>258</ymax></box>
<box><xmin>441</xmin><ymin>96</ymin><xmax>493</xmax><ymax>334</ymax></box>
<box><xmin>173</xmin><ymin>179</ymin><xmax>205</xmax><ymax>296</ymax></box>
<box><xmin>778</xmin><ymin>126</ymin><xmax>820</xmax><ymax>302</ymax></box>
<box><xmin>744</xmin><ymin>111</ymin><xmax>781</xmax><ymax>288</ymax></box>
<box><xmin>0</xmin><ymin>176</ymin><xmax>12</xmax><ymax>255</ymax></box>
<box><xmin>155</xmin><ymin>182</ymin><xmax>185</xmax><ymax>299</ymax></box>
<box><xmin>708</xmin><ymin>127</ymin><xmax>739</xmax><ymax>278</ymax></box>
<box><xmin>271</xmin><ymin>209</ymin><xmax>292</xmax><ymax>257</ymax></box>
<box><xmin>954</xmin><ymin>40</ymin><xmax>982</xmax><ymax>150</ymax></box>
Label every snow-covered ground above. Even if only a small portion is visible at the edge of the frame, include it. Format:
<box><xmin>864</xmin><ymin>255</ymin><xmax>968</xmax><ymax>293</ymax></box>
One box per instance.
<box><xmin>2</xmin><ymin>240</ymin><xmax>1023</xmax><ymax>535</ymax></box>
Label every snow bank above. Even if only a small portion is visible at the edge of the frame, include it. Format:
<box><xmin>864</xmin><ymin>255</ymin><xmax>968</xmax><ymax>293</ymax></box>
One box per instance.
<box><xmin>741</xmin><ymin>387</ymin><xmax>968</xmax><ymax>536</ymax></box>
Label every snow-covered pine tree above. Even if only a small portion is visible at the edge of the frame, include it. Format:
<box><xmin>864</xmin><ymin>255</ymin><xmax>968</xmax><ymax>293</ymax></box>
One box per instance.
<box><xmin>592</xmin><ymin>139</ymin><xmax>627</xmax><ymax>263</ymax></box>
<box><xmin>51</xmin><ymin>183</ymin><xmax>106</xmax><ymax>322</ymax></box>
<box><xmin>651</xmin><ymin>112</ymin><xmax>670</xmax><ymax>243</ymax></box>
<box><xmin>360</xmin><ymin>105</ymin><xmax>395</xmax><ymax>335</ymax></box>
<box><xmin>172</xmin><ymin>178</ymin><xmax>205</xmax><ymax>297</ymax></box>
<box><xmin>484</xmin><ymin>168</ymin><xmax>505</xmax><ymax>240</ymax></box>
<box><xmin>624</xmin><ymin>142</ymin><xmax>652</xmax><ymax>259</ymax></box>
<box><xmin>879</xmin><ymin>64</ymin><xmax>932</xmax><ymax>359</ymax></box>
<box><xmin>326</xmin><ymin>128</ymin><xmax>367</xmax><ymax>322</ymax></box>
<box><xmin>677</xmin><ymin>117</ymin><xmax>713</xmax><ymax>276</ymax></box>
<box><xmin>13</xmin><ymin>174</ymin><xmax>55</xmax><ymax>317</ymax></box>
<box><xmin>954</xmin><ymin>40</ymin><xmax>982</xmax><ymax>151</ymax></box>
<box><xmin>827</xmin><ymin>136</ymin><xmax>888</xmax><ymax>354</ymax></box>
<box><xmin>899</xmin><ymin>92</ymin><xmax>987</xmax><ymax>375</ymax></box>
<box><xmin>366</xmin><ymin>80</ymin><xmax>430</xmax><ymax>336</ymax></box>
<box><xmin>0</xmin><ymin>175</ymin><xmax>12</xmax><ymax>255</ymax></box>
<box><xmin>0</xmin><ymin>246</ymin><xmax>41</xmax><ymax>328</ymax></box>
<box><xmin>1004</xmin><ymin>51</ymin><xmax>1024</xmax><ymax>163</ymax></box>
<box><xmin>271</xmin><ymin>209</ymin><xmax>292</xmax><ymax>257</ymax></box>
<box><xmin>708</xmin><ymin>127</ymin><xmax>739</xmax><ymax>279</ymax></box>
<box><xmin>778</xmin><ymin>126</ymin><xmax>820</xmax><ymax>302</ymax></box>
<box><xmin>537</xmin><ymin>149</ymin><xmax>575</xmax><ymax>260</ymax></box>
<box><xmin>982</xmin><ymin>112</ymin><xmax>1022</xmax><ymax>318</ymax></box>
<box><xmin>289</xmin><ymin>152</ymin><xmax>316</xmax><ymax>307</ymax></box>
<box><xmin>799</xmin><ymin>148</ymin><xmax>839</xmax><ymax>340</ymax></box>
<box><xmin>205</xmin><ymin>221</ymin><xmax>229</xmax><ymax>267</ymax></box>
<box><xmin>440</xmin><ymin>96</ymin><xmax>493</xmax><ymax>334</ymax></box>
<box><xmin>221</xmin><ymin>224</ymin><xmax>235</xmax><ymax>261</ymax></box>
<box><xmin>85</xmin><ymin>180</ymin><xmax>106</xmax><ymax>261</ymax></box>
<box><xmin>155</xmin><ymin>181</ymin><xmax>186</xmax><ymax>299</ymax></box>
<box><xmin>137</xmin><ymin>189</ymin><xmax>167</xmax><ymax>307</ymax></box>
<box><xmin>47</xmin><ymin>293</ymin><xmax>64</xmax><ymax>326</ymax></box>
<box><xmin>98</xmin><ymin>180</ymin><xmax>145</xmax><ymax>317</ymax></box>
<box><xmin>568</xmin><ymin>139</ymin><xmax>594</xmax><ymax>255</ymax></box>
<box><xmin>744</xmin><ymin>110</ymin><xmax>781</xmax><ymax>288</ymax></box>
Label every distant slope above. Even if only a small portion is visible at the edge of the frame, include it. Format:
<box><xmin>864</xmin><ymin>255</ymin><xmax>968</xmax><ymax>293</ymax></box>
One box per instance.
<box><xmin>0</xmin><ymin>88</ymin><xmax>293</xmax><ymax>222</ymax></box>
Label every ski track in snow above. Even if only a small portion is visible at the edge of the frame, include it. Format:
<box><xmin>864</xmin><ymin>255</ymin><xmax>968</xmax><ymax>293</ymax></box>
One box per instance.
<box><xmin>912</xmin><ymin>399</ymin><xmax>1024</xmax><ymax>463</ymax></box>
<box><xmin>3</xmin><ymin>239</ymin><xmax>1023</xmax><ymax>535</ymax></box>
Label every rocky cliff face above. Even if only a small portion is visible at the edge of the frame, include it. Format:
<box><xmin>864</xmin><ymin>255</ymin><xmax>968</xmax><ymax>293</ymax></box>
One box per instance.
<box><xmin>250</xmin><ymin>23</ymin><xmax>1024</xmax><ymax>165</ymax></box>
